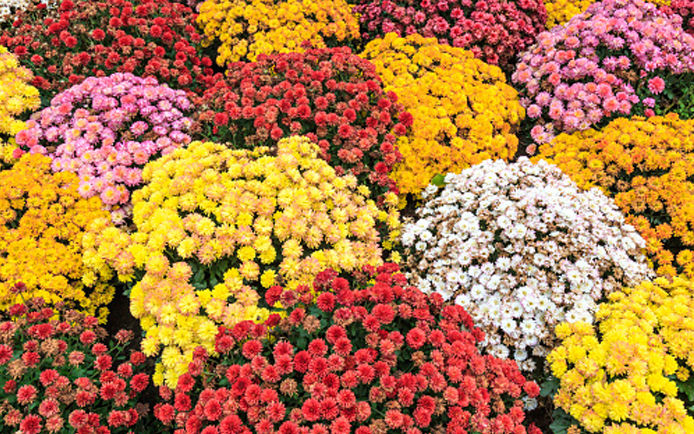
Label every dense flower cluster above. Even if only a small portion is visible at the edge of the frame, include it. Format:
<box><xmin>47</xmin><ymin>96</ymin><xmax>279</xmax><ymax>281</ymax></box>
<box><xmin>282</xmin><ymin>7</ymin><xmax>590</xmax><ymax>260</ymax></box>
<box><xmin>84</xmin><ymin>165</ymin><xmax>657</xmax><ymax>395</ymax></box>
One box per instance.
<box><xmin>547</xmin><ymin>276</ymin><xmax>694</xmax><ymax>432</ymax></box>
<box><xmin>83</xmin><ymin>136</ymin><xmax>397</xmax><ymax>387</ymax></box>
<box><xmin>663</xmin><ymin>0</ymin><xmax>694</xmax><ymax>33</ymax></box>
<box><xmin>15</xmin><ymin>73</ymin><xmax>193</xmax><ymax>223</ymax></box>
<box><xmin>196</xmin><ymin>0</ymin><xmax>360</xmax><ymax>65</ymax></box>
<box><xmin>361</xmin><ymin>33</ymin><xmax>524</xmax><ymax>195</ymax></box>
<box><xmin>0</xmin><ymin>297</ymin><xmax>151</xmax><ymax>433</ymax></box>
<box><xmin>0</xmin><ymin>0</ymin><xmax>216</xmax><ymax>99</ymax></box>
<box><xmin>193</xmin><ymin>46</ymin><xmax>408</xmax><ymax>204</ymax></box>
<box><xmin>354</xmin><ymin>0</ymin><xmax>547</xmax><ymax>71</ymax></box>
<box><xmin>544</xmin><ymin>0</ymin><xmax>669</xmax><ymax>28</ymax></box>
<box><xmin>0</xmin><ymin>154</ymin><xmax>114</xmax><ymax>321</ymax></box>
<box><xmin>153</xmin><ymin>264</ymin><xmax>543</xmax><ymax>433</ymax></box>
<box><xmin>536</xmin><ymin>114</ymin><xmax>694</xmax><ymax>278</ymax></box>
<box><xmin>402</xmin><ymin>158</ymin><xmax>653</xmax><ymax>372</ymax></box>
<box><xmin>0</xmin><ymin>45</ymin><xmax>40</xmax><ymax>169</ymax></box>
<box><xmin>513</xmin><ymin>0</ymin><xmax>694</xmax><ymax>151</ymax></box>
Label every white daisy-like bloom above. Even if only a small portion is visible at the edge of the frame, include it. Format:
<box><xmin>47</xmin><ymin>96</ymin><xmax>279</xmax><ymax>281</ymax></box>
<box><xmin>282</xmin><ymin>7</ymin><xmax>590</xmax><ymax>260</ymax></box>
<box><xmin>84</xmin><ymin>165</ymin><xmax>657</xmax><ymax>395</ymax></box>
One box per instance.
<box><xmin>403</xmin><ymin>157</ymin><xmax>654</xmax><ymax>371</ymax></box>
<box><xmin>523</xmin><ymin>396</ymin><xmax>538</xmax><ymax>411</ymax></box>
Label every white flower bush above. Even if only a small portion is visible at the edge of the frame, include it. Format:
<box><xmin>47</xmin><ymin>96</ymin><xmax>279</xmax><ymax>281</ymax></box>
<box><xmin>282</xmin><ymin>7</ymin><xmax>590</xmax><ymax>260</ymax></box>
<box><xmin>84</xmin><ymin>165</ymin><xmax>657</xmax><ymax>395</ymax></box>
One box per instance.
<box><xmin>0</xmin><ymin>0</ymin><xmax>55</xmax><ymax>22</ymax></box>
<box><xmin>402</xmin><ymin>157</ymin><xmax>654</xmax><ymax>372</ymax></box>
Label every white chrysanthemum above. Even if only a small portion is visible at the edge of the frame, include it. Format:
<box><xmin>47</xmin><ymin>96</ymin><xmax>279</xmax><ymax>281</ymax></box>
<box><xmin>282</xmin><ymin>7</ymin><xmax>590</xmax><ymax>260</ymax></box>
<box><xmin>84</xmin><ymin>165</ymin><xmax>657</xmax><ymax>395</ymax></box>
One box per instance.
<box><xmin>403</xmin><ymin>157</ymin><xmax>654</xmax><ymax>371</ymax></box>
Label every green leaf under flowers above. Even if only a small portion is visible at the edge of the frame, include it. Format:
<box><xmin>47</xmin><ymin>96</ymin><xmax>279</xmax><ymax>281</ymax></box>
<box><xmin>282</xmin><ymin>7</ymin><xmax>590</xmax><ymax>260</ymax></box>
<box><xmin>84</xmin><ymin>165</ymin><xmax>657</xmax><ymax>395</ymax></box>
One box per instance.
<box><xmin>549</xmin><ymin>408</ymin><xmax>575</xmax><ymax>434</ymax></box>
<box><xmin>540</xmin><ymin>376</ymin><xmax>560</xmax><ymax>397</ymax></box>
<box><xmin>431</xmin><ymin>173</ymin><xmax>446</xmax><ymax>187</ymax></box>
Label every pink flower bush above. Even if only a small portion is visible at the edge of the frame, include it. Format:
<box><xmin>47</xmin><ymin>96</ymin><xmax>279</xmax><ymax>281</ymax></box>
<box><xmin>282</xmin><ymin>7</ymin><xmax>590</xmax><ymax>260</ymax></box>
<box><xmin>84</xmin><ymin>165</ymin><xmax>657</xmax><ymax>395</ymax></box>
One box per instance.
<box><xmin>15</xmin><ymin>73</ymin><xmax>193</xmax><ymax>224</ymax></box>
<box><xmin>512</xmin><ymin>0</ymin><xmax>694</xmax><ymax>151</ymax></box>
<box><xmin>354</xmin><ymin>0</ymin><xmax>547</xmax><ymax>71</ymax></box>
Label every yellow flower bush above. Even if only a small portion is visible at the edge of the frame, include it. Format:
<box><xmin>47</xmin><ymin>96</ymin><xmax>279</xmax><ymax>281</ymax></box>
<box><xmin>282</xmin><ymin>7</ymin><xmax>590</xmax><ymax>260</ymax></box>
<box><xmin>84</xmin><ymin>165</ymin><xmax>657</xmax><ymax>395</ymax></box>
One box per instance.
<box><xmin>544</xmin><ymin>0</ymin><xmax>670</xmax><ymax>28</ymax></box>
<box><xmin>547</xmin><ymin>276</ymin><xmax>694</xmax><ymax>433</ymax></box>
<box><xmin>360</xmin><ymin>33</ymin><xmax>524</xmax><ymax>196</ymax></box>
<box><xmin>0</xmin><ymin>46</ymin><xmax>40</xmax><ymax>169</ymax></box>
<box><xmin>535</xmin><ymin>114</ymin><xmax>694</xmax><ymax>278</ymax></box>
<box><xmin>83</xmin><ymin>136</ymin><xmax>395</xmax><ymax>387</ymax></box>
<box><xmin>0</xmin><ymin>153</ymin><xmax>115</xmax><ymax>321</ymax></box>
<box><xmin>196</xmin><ymin>0</ymin><xmax>360</xmax><ymax>66</ymax></box>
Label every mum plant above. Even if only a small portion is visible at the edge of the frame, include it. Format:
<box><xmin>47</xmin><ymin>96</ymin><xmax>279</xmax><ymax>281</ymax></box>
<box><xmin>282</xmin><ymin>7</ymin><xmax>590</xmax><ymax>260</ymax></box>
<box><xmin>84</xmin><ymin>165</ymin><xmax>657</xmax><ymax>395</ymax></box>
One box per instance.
<box><xmin>361</xmin><ymin>33</ymin><xmax>524</xmax><ymax>196</ymax></box>
<box><xmin>354</xmin><ymin>0</ymin><xmax>547</xmax><ymax>72</ymax></box>
<box><xmin>0</xmin><ymin>0</ymin><xmax>215</xmax><ymax>101</ymax></box>
<box><xmin>0</xmin><ymin>295</ymin><xmax>151</xmax><ymax>433</ymax></box>
<box><xmin>0</xmin><ymin>45</ymin><xmax>40</xmax><ymax>168</ymax></box>
<box><xmin>83</xmin><ymin>136</ymin><xmax>399</xmax><ymax>387</ymax></box>
<box><xmin>153</xmin><ymin>264</ymin><xmax>543</xmax><ymax>433</ymax></box>
<box><xmin>196</xmin><ymin>0</ymin><xmax>360</xmax><ymax>65</ymax></box>
<box><xmin>536</xmin><ymin>114</ymin><xmax>694</xmax><ymax>278</ymax></box>
<box><xmin>401</xmin><ymin>158</ymin><xmax>653</xmax><ymax>372</ymax></box>
<box><xmin>513</xmin><ymin>0</ymin><xmax>694</xmax><ymax>152</ymax></box>
<box><xmin>15</xmin><ymin>73</ymin><xmax>194</xmax><ymax>224</ymax></box>
<box><xmin>0</xmin><ymin>153</ymin><xmax>114</xmax><ymax>321</ymax></box>
<box><xmin>547</xmin><ymin>276</ymin><xmax>694</xmax><ymax>432</ymax></box>
<box><xmin>193</xmin><ymin>46</ymin><xmax>409</xmax><ymax>206</ymax></box>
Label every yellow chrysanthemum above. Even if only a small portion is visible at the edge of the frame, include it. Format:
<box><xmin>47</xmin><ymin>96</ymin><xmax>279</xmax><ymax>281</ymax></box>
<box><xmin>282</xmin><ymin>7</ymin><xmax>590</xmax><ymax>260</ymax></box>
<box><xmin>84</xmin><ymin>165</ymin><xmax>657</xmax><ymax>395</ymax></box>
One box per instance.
<box><xmin>360</xmin><ymin>33</ymin><xmax>523</xmax><ymax>196</ymax></box>
<box><xmin>0</xmin><ymin>46</ymin><xmax>40</xmax><ymax>168</ymax></box>
<box><xmin>197</xmin><ymin>0</ymin><xmax>360</xmax><ymax>65</ymax></box>
<box><xmin>535</xmin><ymin>114</ymin><xmax>694</xmax><ymax>277</ymax></box>
<box><xmin>547</xmin><ymin>276</ymin><xmax>694</xmax><ymax>433</ymax></box>
<box><xmin>0</xmin><ymin>153</ymin><xmax>115</xmax><ymax>321</ymax></box>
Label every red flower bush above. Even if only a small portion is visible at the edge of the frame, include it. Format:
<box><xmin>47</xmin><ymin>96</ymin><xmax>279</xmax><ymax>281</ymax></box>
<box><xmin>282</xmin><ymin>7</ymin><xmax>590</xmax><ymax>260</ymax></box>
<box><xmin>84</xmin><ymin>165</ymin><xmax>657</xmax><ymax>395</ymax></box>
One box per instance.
<box><xmin>153</xmin><ymin>264</ymin><xmax>542</xmax><ymax>433</ymax></box>
<box><xmin>353</xmin><ymin>0</ymin><xmax>547</xmax><ymax>72</ymax></box>
<box><xmin>193</xmin><ymin>47</ymin><xmax>409</xmax><ymax>202</ymax></box>
<box><xmin>0</xmin><ymin>0</ymin><xmax>216</xmax><ymax>101</ymax></box>
<box><xmin>0</xmin><ymin>292</ymin><xmax>152</xmax><ymax>433</ymax></box>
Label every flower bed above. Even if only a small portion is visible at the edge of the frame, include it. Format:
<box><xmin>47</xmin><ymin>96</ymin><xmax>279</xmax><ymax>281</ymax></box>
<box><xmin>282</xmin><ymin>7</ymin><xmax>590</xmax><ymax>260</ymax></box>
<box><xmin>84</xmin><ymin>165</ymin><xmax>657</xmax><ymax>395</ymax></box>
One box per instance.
<box><xmin>154</xmin><ymin>264</ymin><xmax>543</xmax><ymax>433</ymax></box>
<box><xmin>0</xmin><ymin>0</ymin><xmax>216</xmax><ymax>100</ymax></box>
<box><xmin>193</xmin><ymin>46</ymin><xmax>408</xmax><ymax>208</ymax></box>
<box><xmin>83</xmin><ymin>136</ymin><xmax>397</xmax><ymax>387</ymax></box>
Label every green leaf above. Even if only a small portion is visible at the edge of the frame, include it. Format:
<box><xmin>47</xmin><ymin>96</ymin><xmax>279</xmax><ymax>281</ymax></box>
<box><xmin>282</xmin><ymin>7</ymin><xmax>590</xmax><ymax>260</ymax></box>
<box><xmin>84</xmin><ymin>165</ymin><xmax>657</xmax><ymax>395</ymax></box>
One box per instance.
<box><xmin>676</xmin><ymin>375</ymin><xmax>694</xmax><ymax>401</ymax></box>
<box><xmin>549</xmin><ymin>418</ymin><xmax>570</xmax><ymax>434</ymax></box>
<box><xmin>431</xmin><ymin>174</ymin><xmax>446</xmax><ymax>187</ymax></box>
<box><xmin>540</xmin><ymin>376</ymin><xmax>560</xmax><ymax>397</ymax></box>
<box><xmin>549</xmin><ymin>407</ymin><xmax>578</xmax><ymax>434</ymax></box>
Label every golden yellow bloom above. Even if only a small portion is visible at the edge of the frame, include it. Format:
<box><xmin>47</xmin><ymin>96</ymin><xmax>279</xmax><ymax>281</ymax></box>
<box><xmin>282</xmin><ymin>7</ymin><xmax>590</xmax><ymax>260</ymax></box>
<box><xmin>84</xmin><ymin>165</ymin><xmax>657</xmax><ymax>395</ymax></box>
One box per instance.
<box><xmin>361</xmin><ymin>33</ymin><xmax>523</xmax><ymax>196</ymax></box>
<box><xmin>85</xmin><ymin>136</ymin><xmax>393</xmax><ymax>387</ymax></box>
<box><xmin>0</xmin><ymin>46</ymin><xmax>40</xmax><ymax>168</ymax></box>
<box><xmin>197</xmin><ymin>0</ymin><xmax>360</xmax><ymax>65</ymax></box>
<box><xmin>535</xmin><ymin>115</ymin><xmax>694</xmax><ymax>277</ymax></box>
<box><xmin>0</xmin><ymin>154</ymin><xmax>114</xmax><ymax>321</ymax></box>
<box><xmin>547</xmin><ymin>276</ymin><xmax>694</xmax><ymax>432</ymax></box>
